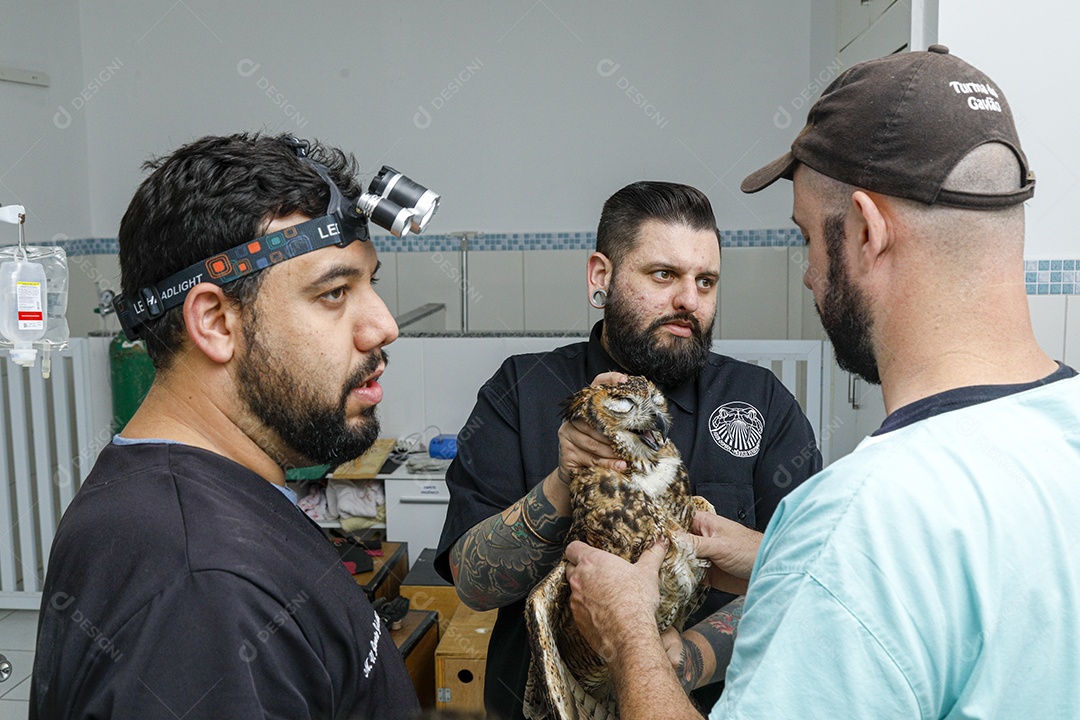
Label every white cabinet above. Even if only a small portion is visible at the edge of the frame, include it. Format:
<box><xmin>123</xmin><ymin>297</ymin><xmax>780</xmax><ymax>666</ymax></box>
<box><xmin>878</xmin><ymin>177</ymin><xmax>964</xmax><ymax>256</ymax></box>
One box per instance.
<box><xmin>823</xmin><ymin>358</ymin><xmax>887</xmax><ymax>465</ymax></box>
<box><xmin>1029</xmin><ymin>295</ymin><xmax>1067</xmax><ymax>362</ymax></box>
<box><xmin>839</xmin><ymin>0</ymin><xmax>911</xmax><ymax>66</ymax></box>
<box><xmin>382</xmin><ymin>466</ymin><xmax>451</xmax><ymax>568</ymax></box>
<box><xmin>1067</xmin><ymin>296</ymin><xmax>1080</xmax><ymax>367</ymax></box>
<box><xmin>838</xmin><ymin>0</ymin><xmax>875</xmax><ymax>51</ymax></box>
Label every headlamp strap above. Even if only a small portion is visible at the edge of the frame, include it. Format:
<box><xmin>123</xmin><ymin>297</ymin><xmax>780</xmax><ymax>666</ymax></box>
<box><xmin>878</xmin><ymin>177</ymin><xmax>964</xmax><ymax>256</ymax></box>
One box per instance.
<box><xmin>113</xmin><ymin>213</ymin><xmax>352</xmax><ymax>340</ymax></box>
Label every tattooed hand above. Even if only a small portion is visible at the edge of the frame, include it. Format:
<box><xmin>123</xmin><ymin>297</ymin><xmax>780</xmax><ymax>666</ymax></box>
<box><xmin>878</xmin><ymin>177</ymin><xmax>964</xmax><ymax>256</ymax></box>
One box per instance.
<box><xmin>661</xmin><ymin>627</ymin><xmax>706</xmax><ymax>692</ymax></box>
<box><xmin>656</xmin><ymin>597</ymin><xmax>747</xmax><ymax>693</ymax></box>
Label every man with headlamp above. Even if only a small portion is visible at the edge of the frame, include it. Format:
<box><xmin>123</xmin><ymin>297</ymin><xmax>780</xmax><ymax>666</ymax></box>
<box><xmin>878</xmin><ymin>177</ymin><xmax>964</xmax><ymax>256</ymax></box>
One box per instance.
<box><xmin>32</xmin><ymin>133</ymin><xmax>438</xmax><ymax>720</ymax></box>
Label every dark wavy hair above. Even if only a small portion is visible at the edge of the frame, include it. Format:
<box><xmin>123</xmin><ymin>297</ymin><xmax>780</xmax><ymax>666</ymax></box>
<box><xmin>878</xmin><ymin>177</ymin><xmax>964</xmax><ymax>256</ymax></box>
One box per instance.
<box><xmin>595</xmin><ymin>181</ymin><xmax>722</xmax><ymax>268</ymax></box>
<box><xmin>118</xmin><ymin>132</ymin><xmax>362</xmax><ymax>369</ymax></box>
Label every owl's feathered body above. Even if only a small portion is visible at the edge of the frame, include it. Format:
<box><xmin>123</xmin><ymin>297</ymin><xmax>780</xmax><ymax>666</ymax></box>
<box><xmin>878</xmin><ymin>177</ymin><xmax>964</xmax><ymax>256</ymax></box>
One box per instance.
<box><xmin>524</xmin><ymin>377</ymin><xmax>713</xmax><ymax>720</ymax></box>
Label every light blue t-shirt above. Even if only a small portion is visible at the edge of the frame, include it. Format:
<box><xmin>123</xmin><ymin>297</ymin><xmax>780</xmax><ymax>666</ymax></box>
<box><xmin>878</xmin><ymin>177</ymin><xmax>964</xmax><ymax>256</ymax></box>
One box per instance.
<box><xmin>712</xmin><ymin>374</ymin><xmax>1080</xmax><ymax>718</ymax></box>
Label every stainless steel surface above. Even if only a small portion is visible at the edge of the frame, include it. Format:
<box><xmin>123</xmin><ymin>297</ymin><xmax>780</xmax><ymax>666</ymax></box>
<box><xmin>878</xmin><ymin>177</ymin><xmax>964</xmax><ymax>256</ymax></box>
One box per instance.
<box><xmin>395</xmin><ymin>302</ymin><xmax>446</xmax><ymax>331</ymax></box>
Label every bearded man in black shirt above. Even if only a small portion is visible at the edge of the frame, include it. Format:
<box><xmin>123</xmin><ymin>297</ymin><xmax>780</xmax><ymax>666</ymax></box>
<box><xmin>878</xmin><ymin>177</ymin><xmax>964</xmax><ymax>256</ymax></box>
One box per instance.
<box><xmin>435</xmin><ymin>181</ymin><xmax>822</xmax><ymax>719</ymax></box>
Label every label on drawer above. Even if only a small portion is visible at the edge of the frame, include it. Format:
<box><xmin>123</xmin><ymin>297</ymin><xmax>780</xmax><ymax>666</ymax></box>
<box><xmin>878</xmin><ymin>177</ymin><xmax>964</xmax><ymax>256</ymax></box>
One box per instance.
<box><xmin>417</xmin><ymin>483</ymin><xmax>441</xmax><ymax>495</ymax></box>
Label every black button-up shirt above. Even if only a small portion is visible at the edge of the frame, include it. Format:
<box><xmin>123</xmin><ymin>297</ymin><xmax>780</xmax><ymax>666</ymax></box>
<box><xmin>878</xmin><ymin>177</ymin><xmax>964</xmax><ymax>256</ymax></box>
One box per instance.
<box><xmin>435</xmin><ymin>321</ymin><xmax>821</xmax><ymax>719</ymax></box>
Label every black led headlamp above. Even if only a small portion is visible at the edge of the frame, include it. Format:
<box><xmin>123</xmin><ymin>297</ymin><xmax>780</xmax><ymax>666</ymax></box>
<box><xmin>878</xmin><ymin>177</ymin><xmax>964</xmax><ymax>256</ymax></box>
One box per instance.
<box><xmin>113</xmin><ymin>135</ymin><xmax>440</xmax><ymax>341</ymax></box>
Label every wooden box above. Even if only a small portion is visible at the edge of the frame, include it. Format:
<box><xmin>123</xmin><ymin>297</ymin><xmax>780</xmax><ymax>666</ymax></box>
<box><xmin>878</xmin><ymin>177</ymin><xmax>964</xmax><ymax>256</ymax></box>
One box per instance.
<box><xmin>352</xmin><ymin>541</ymin><xmax>409</xmax><ymax>601</ymax></box>
<box><xmin>391</xmin><ymin>609</ymin><xmax>439</xmax><ymax>709</ymax></box>
<box><xmin>332</xmin><ymin>437</ymin><xmax>397</xmax><ymax>478</ymax></box>
<box><xmin>400</xmin><ymin>547</ymin><xmax>462</xmax><ymax>639</ymax></box>
<box><xmin>435</xmin><ymin>604</ymin><xmax>498</xmax><ymax>712</ymax></box>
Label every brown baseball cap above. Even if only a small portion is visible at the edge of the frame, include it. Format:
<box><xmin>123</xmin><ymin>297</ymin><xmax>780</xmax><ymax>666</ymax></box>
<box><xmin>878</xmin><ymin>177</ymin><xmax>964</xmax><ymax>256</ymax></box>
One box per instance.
<box><xmin>741</xmin><ymin>45</ymin><xmax>1035</xmax><ymax>208</ymax></box>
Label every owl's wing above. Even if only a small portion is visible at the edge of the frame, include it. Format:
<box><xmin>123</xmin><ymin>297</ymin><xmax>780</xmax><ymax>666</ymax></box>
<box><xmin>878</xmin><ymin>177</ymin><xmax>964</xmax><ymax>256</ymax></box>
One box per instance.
<box><xmin>525</xmin><ymin>561</ymin><xmax>620</xmax><ymax>720</ymax></box>
<box><xmin>525</xmin><ymin>560</ymin><xmax>575</xmax><ymax>720</ymax></box>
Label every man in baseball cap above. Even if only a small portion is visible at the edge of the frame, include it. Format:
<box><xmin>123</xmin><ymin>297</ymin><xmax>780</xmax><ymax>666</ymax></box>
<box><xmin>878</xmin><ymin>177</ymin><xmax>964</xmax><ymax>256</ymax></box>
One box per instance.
<box><xmin>563</xmin><ymin>46</ymin><xmax>1080</xmax><ymax>718</ymax></box>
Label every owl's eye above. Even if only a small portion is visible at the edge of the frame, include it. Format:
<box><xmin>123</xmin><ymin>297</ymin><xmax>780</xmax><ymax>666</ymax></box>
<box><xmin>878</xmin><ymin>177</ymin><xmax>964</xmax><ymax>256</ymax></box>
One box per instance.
<box><xmin>603</xmin><ymin>398</ymin><xmax>634</xmax><ymax>414</ymax></box>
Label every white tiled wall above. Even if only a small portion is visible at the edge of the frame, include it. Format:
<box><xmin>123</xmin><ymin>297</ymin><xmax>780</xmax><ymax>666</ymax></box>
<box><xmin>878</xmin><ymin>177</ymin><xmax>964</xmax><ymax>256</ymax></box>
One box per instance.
<box><xmin>378</xmin><ymin>337</ymin><xmax>428</xmax><ymax>440</ymax></box>
<box><xmin>59</xmin><ymin>248</ymin><xmax>1080</xmax><ymax>383</ymax></box>
<box><xmin>372</xmin><ymin>248</ymin><xmax>1080</xmax><ymax>372</ymax></box>
<box><xmin>717</xmin><ymin>247</ymin><xmax>791</xmax><ymax>340</ymax></box>
<box><xmin>373</xmin><ymin>250</ymin><xmax>398</xmax><ymax>318</ymax></box>
<box><xmin>419</xmin><ymin>338</ymin><xmax>516</xmax><ymax>432</ymax></box>
<box><xmin>395</xmin><ymin>252</ymin><xmax>463</xmax><ymax>333</ymax></box>
<box><xmin>1029</xmin><ymin>296</ymin><xmax>1068</xmax><ymax>362</ymax></box>
<box><xmin>67</xmin><ymin>253</ymin><xmax>122</xmax><ymax>337</ymax></box>
<box><xmin>465</xmin><ymin>250</ymin><xmax>525</xmax><ymax>332</ymax></box>
<box><xmin>377</xmin><ymin>336</ymin><xmax>588</xmax><ymax>440</ymax></box>
<box><xmin>383</xmin><ymin>248</ymin><xmax>595</xmax><ymax>334</ymax></box>
<box><xmin>523</xmin><ymin>250</ymin><xmax>592</xmax><ymax>334</ymax></box>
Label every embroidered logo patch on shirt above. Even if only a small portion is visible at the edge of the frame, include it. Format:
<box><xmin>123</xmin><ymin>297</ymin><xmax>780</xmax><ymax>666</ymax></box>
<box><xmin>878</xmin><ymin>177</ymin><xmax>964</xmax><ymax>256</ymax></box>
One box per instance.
<box><xmin>709</xmin><ymin>401</ymin><xmax>764</xmax><ymax>457</ymax></box>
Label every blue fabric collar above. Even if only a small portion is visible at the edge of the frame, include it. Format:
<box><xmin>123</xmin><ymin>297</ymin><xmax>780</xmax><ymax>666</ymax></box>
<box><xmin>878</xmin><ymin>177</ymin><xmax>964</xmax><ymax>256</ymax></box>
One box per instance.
<box><xmin>873</xmin><ymin>362</ymin><xmax>1078</xmax><ymax>436</ymax></box>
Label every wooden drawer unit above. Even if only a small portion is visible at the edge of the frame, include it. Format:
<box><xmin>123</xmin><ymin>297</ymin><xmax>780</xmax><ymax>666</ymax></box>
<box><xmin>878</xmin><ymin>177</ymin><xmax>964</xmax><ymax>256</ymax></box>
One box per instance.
<box><xmin>391</xmin><ymin>609</ymin><xmax>439</xmax><ymax>709</ymax></box>
<box><xmin>352</xmin><ymin>541</ymin><xmax>409</xmax><ymax>601</ymax></box>
<box><xmin>401</xmin><ymin>548</ymin><xmax>462</xmax><ymax>639</ymax></box>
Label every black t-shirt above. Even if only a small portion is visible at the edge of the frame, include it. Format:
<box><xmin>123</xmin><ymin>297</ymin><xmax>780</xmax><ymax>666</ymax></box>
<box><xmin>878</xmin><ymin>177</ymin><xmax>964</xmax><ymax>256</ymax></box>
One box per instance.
<box><xmin>31</xmin><ymin>442</ymin><xmax>419</xmax><ymax>720</ymax></box>
<box><xmin>434</xmin><ymin>321</ymin><xmax>822</xmax><ymax>720</ymax></box>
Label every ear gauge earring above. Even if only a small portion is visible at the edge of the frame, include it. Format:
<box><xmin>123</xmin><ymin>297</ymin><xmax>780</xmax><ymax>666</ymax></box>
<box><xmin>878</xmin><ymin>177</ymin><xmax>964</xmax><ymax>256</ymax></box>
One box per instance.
<box><xmin>590</xmin><ymin>288</ymin><xmax>608</xmax><ymax>309</ymax></box>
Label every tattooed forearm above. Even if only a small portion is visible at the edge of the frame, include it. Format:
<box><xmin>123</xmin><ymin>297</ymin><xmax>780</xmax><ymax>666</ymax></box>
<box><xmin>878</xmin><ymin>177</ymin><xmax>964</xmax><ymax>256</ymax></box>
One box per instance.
<box><xmin>450</xmin><ymin>481</ymin><xmax>572</xmax><ymax>610</ymax></box>
<box><xmin>522</xmin><ymin>482</ymin><xmax>571</xmax><ymax>542</ymax></box>
<box><xmin>676</xmin><ymin>635</ymin><xmax>706</xmax><ymax>691</ymax></box>
<box><xmin>680</xmin><ymin>596</ymin><xmax>746</xmax><ymax>690</ymax></box>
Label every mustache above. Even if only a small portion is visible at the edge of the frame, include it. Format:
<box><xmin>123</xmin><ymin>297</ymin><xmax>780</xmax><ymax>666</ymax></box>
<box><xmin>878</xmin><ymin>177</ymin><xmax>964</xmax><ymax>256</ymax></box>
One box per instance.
<box><xmin>649</xmin><ymin>313</ymin><xmax>703</xmax><ymax>336</ymax></box>
<box><xmin>342</xmin><ymin>349</ymin><xmax>390</xmax><ymax>396</ymax></box>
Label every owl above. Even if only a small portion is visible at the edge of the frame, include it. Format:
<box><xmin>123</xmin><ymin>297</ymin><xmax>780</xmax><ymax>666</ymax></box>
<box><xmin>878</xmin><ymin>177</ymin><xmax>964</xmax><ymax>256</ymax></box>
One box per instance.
<box><xmin>524</xmin><ymin>376</ymin><xmax>714</xmax><ymax>720</ymax></box>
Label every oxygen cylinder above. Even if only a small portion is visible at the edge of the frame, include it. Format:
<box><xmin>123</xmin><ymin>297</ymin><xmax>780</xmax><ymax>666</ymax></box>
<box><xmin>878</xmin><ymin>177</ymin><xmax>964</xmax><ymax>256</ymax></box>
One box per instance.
<box><xmin>109</xmin><ymin>333</ymin><xmax>156</xmax><ymax>432</ymax></box>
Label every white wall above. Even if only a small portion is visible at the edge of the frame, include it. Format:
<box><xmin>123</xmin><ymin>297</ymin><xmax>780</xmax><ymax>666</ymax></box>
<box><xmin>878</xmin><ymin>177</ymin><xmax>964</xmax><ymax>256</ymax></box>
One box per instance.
<box><xmin>71</xmin><ymin>0</ymin><xmax>813</xmax><ymax>238</ymax></box>
<box><xmin>938</xmin><ymin>1</ymin><xmax>1080</xmax><ymax>258</ymax></box>
<box><xmin>1</xmin><ymin>1</ymin><xmax>825</xmax><ymax>338</ymax></box>
<box><xmin>378</xmin><ymin>336</ymin><xmax>585</xmax><ymax>439</ymax></box>
<box><xmin>0</xmin><ymin>1</ymin><xmax>91</xmax><ymax>242</ymax></box>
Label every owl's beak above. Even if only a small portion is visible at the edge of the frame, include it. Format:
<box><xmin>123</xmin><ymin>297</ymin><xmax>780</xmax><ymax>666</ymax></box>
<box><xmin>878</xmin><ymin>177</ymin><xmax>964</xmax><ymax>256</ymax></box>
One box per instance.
<box><xmin>653</xmin><ymin>410</ymin><xmax>670</xmax><ymax>445</ymax></box>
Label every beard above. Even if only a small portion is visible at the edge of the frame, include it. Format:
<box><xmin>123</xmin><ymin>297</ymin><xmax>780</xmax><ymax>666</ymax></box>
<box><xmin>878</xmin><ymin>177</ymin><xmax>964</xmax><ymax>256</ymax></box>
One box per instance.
<box><xmin>236</xmin><ymin>319</ymin><xmax>387</xmax><ymax>468</ymax></box>
<box><xmin>817</xmin><ymin>213</ymin><xmax>881</xmax><ymax>385</ymax></box>
<box><xmin>603</xmin><ymin>283</ymin><xmax>714</xmax><ymax>389</ymax></box>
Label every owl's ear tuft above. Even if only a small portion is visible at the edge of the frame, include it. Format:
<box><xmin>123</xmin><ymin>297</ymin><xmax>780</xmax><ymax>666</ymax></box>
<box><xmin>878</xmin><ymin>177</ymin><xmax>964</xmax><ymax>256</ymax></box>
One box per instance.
<box><xmin>561</xmin><ymin>386</ymin><xmax>596</xmax><ymax>425</ymax></box>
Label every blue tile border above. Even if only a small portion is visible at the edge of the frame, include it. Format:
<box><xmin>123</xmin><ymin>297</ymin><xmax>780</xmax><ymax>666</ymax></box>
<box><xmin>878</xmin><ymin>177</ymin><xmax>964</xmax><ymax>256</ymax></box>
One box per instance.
<box><xmin>1025</xmin><ymin>259</ymin><xmax>1080</xmax><ymax>296</ymax></box>
<box><xmin>22</xmin><ymin>236</ymin><xmax>1080</xmax><ymax>295</ymax></box>
<box><xmin>373</xmin><ymin>232</ymin><xmax>601</xmax><ymax>253</ymax></box>
<box><xmin>32</xmin><ymin>228</ymin><xmax>811</xmax><ymax>256</ymax></box>
<box><xmin>373</xmin><ymin>228</ymin><xmax>806</xmax><ymax>252</ymax></box>
<box><xmin>31</xmin><ymin>237</ymin><xmax>119</xmax><ymax>256</ymax></box>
